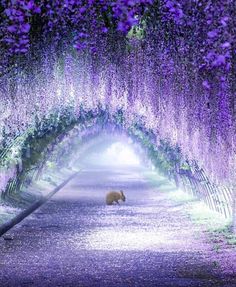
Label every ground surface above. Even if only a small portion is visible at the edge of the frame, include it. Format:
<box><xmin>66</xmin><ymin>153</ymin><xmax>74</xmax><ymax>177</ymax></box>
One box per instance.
<box><xmin>0</xmin><ymin>165</ymin><xmax>235</xmax><ymax>287</ymax></box>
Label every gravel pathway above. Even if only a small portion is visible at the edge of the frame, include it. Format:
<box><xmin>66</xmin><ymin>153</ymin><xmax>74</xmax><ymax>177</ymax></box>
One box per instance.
<box><xmin>0</xmin><ymin>166</ymin><xmax>235</xmax><ymax>287</ymax></box>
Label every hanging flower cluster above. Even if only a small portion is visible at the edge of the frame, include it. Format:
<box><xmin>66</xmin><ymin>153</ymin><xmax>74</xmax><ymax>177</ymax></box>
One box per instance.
<box><xmin>148</xmin><ymin>0</ymin><xmax>234</xmax><ymax>85</ymax></box>
<box><xmin>0</xmin><ymin>0</ymin><xmax>153</xmax><ymax>57</ymax></box>
<box><xmin>2</xmin><ymin>0</ymin><xmax>41</xmax><ymax>53</ymax></box>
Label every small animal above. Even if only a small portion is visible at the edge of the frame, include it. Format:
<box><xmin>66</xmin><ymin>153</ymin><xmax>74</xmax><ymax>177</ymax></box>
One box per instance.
<box><xmin>106</xmin><ymin>190</ymin><xmax>126</xmax><ymax>205</ymax></box>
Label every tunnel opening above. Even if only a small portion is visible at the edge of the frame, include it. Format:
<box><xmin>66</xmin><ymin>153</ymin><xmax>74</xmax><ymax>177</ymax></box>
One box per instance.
<box><xmin>77</xmin><ymin>138</ymin><xmax>142</xmax><ymax>169</ymax></box>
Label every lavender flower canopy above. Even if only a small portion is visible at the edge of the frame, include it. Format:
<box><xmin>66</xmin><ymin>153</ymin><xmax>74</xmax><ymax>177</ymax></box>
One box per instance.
<box><xmin>0</xmin><ymin>0</ymin><xmax>235</xmax><ymax>186</ymax></box>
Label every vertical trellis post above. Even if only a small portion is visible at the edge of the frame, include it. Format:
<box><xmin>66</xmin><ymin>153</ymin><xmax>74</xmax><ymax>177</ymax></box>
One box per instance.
<box><xmin>233</xmin><ymin>188</ymin><xmax>236</xmax><ymax>234</ymax></box>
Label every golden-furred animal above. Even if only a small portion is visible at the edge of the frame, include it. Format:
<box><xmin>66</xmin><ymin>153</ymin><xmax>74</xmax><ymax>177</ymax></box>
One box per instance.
<box><xmin>106</xmin><ymin>190</ymin><xmax>126</xmax><ymax>205</ymax></box>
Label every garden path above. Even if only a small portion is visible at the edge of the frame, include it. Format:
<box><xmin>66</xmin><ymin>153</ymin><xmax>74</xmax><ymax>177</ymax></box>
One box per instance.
<box><xmin>0</xmin><ymin>165</ymin><xmax>235</xmax><ymax>286</ymax></box>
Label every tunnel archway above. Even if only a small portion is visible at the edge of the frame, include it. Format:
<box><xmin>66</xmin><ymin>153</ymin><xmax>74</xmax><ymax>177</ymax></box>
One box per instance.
<box><xmin>0</xmin><ymin>106</ymin><xmax>233</xmax><ymax>223</ymax></box>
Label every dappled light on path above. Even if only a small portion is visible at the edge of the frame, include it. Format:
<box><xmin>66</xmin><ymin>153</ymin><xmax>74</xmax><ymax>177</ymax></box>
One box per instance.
<box><xmin>75</xmin><ymin>228</ymin><xmax>185</xmax><ymax>251</ymax></box>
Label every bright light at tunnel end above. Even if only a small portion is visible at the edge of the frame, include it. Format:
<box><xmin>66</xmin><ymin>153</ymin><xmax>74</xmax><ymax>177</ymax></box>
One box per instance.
<box><xmin>91</xmin><ymin>141</ymin><xmax>141</xmax><ymax>169</ymax></box>
<box><xmin>102</xmin><ymin>142</ymin><xmax>141</xmax><ymax>167</ymax></box>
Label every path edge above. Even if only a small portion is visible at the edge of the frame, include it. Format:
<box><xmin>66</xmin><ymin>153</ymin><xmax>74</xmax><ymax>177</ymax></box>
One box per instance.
<box><xmin>0</xmin><ymin>171</ymin><xmax>80</xmax><ymax>237</ymax></box>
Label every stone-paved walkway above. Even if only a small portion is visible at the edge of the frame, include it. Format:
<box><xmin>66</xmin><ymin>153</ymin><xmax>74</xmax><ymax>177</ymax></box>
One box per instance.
<box><xmin>0</xmin><ymin>166</ymin><xmax>235</xmax><ymax>287</ymax></box>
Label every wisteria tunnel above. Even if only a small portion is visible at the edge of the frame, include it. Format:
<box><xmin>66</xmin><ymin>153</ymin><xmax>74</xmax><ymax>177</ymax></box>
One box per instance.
<box><xmin>0</xmin><ymin>1</ymin><xmax>236</xmax><ymax>286</ymax></box>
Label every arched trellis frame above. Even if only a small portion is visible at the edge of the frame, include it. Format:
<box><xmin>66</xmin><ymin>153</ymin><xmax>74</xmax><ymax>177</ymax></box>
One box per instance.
<box><xmin>0</xmin><ymin>106</ymin><xmax>234</xmax><ymax>224</ymax></box>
